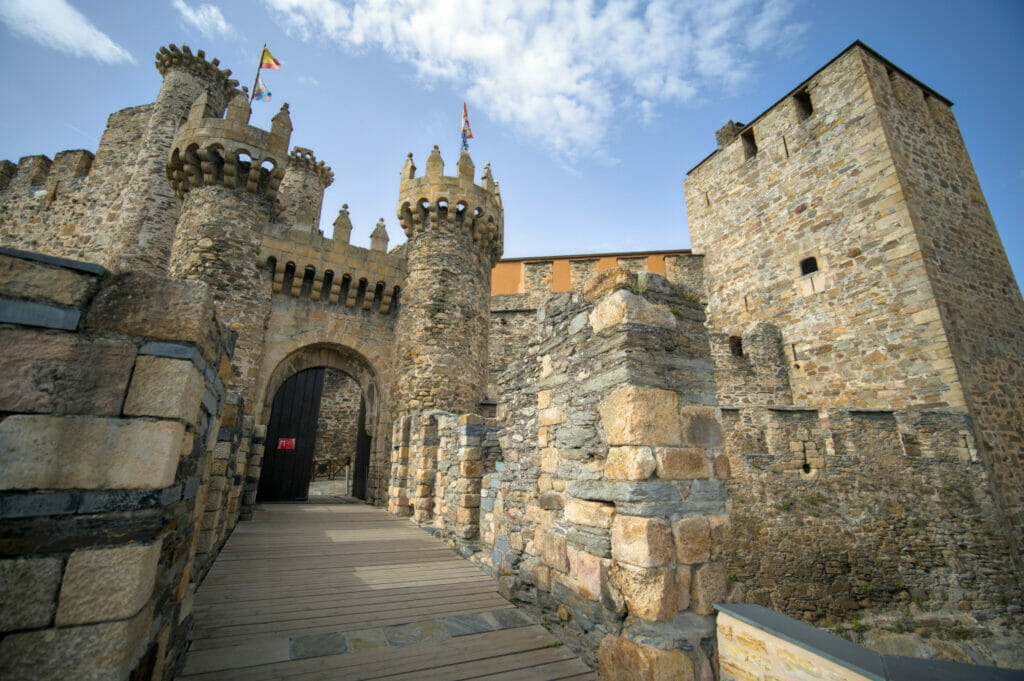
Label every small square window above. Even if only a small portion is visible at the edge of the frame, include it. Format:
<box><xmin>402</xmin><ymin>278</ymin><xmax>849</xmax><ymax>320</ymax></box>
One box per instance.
<box><xmin>794</xmin><ymin>88</ymin><xmax>813</xmax><ymax>120</ymax></box>
<box><xmin>741</xmin><ymin>129</ymin><xmax>758</xmax><ymax>160</ymax></box>
<box><xmin>800</xmin><ymin>257</ymin><xmax>819</xmax><ymax>276</ymax></box>
<box><xmin>728</xmin><ymin>336</ymin><xmax>744</xmax><ymax>357</ymax></box>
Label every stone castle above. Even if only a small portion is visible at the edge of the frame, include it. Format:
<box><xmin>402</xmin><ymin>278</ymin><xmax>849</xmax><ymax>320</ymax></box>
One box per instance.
<box><xmin>0</xmin><ymin>41</ymin><xmax>1021</xmax><ymax>680</ymax></box>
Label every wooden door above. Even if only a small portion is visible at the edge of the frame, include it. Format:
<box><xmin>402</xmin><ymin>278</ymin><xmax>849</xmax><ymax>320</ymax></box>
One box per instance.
<box><xmin>258</xmin><ymin>367</ymin><xmax>325</xmax><ymax>501</ymax></box>
<box><xmin>352</xmin><ymin>396</ymin><xmax>372</xmax><ymax>500</ymax></box>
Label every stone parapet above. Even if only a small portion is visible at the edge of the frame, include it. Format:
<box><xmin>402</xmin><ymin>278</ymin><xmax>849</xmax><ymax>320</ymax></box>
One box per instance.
<box><xmin>0</xmin><ymin>248</ymin><xmax>234</xmax><ymax>681</ymax></box>
<box><xmin>397</xmin><ymin>146</ymin><xmax>503</xmax><ymax>266</ymax></box>
<box><xmin>167</xmin><ymin>91</ymin><xmax>291</xmax><ymax>201</ymax></box>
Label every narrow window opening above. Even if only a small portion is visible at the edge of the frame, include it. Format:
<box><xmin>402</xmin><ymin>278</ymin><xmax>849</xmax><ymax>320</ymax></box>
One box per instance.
<box><xmin>704</xmin><ymin>191</ymin><xmax>711</xmax><ymax>207</ymax></box>
<box><xmin>794</xmin><ymin>88</ymin><xmax>813</xmax><ymax>120</ymax></box>
<box><xmin>800</xmin><ymin>256</ymin><xmax>819</xmax><ymax>276</ymax></box>
<box><xmin>728</xmin><ymin>336</ymin><xmax>744</xmax><ymax>358</ymax></box>
<box><xmin>782</xmin><ymin>135</ymin><xmax>790</xmax><ymax>159</ymax></box>
<box><xmin>744</xmin><ymin>294</ymin><xmax>750</xmax><ymax>311</ymax></box>
<box><xmin>741</xmin><ymin>129</ymin><xmax>758</xmax><ymax>160</ymax></box>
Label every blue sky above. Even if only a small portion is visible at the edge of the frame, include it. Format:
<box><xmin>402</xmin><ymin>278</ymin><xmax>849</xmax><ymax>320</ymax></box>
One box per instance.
<box><xmin>1</xmin><ymin>0</ymin><xmax>1021</xmax><ymax>286</ymax></box>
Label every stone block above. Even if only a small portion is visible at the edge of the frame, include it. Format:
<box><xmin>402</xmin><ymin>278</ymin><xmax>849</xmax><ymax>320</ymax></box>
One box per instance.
<box><xmin>540</xmin><ymin>531</ymin><xmax>570</xmax><ymax>573</ymax></box>
<box><xmin>0</xmin><ymin>415</ymin><xmax>185</xmax><ymax>490</ymax></box>
<box><xmin>599</xmin><ymin>386</ymin><xmax>681</xmax><ymax>446</ymax></box>
<box><xmin>0</xmin><ymin>603</ymin><xmax>153</xmax><ymax>681</ymax></box>
<box><xmin>673</xmin><ymin>516</ymin><xmax>711</xmax><ymax>565</ymax></box>
<box><xmin>605</xmin><ymin>446</ymin><xmax>657</xmax><ymax>480</ymax></box>
<box><xmin>125</xmin><ymin>356</ymin><xmax>204</xmax><ymax>424</ymax></box>
<box><xmin>537</xmin><ymin>390</ymin><xmax>551</xmax><ymax>409</ymax></box>
<box><xmin>572</xmin><ymin>550</ymin><xmax>603</xmax><ymax>600</ymax></box>
<box><xmin>0</xmin><ymin>253</ymin><xmax>99</xmax><ymax>307</ymax></box>
<box><xmin>538</xmin><ymin>490</ymin><xmax>564</xmax><ymax>510</ymax></box>
<box><xmin>0</xmin><ymin>328</ymin><xmax>136</xmax><ymax>416</ymax></box>
<box><xmin>680</xmin><ymin>406</ymin><xmax>723</xmax><ymax>449</ymax></box>
<box><xmin>56</xmin><ymin>542</ymin><xmax>161</xmax><ymax>626</ymax></box>
<box><xmin>0</xmin><ymin>556</ymin><xmax>62</xmax><ymax>632</ymax></box>
<box><xmin>654</xmin><ymin>447</ymin><xmax>712</xmax><ymax>480</ymax></box>
<box><xmin>612</xmin><ymin>515</ymin><xmax>674</xmax><ymax>567</ymax></box>
<box><xmin>714</xmin><ymin>453</ymin><xmax>731</xmax><ymax>479</ymax></box>
<box><xmin>541</xmin><ymin>447</ymin><xmax>559</xmax><ymax>473</ymax></box>
<box><xmin>538</xmin><ymin>406</ymin><xmax>564</xmax><ymax>426</ymax></box>
<box><xmin>583</xmin><ymin>267</ymin><xmax>636</xmax><ymax>303</ymax></box>
<box><xmin>85</xmin><ymin>271</ymin><xmax>220</xmax><ymax>362</ymax></box>
<box><xmin>455</xmin><ymin>507</ymin><xmax>479</xmax><ymax>525</ymax></box>
<box><xmin>613</xmin><ymin>563</ymin><xmax>680</xmax><ymax>621</ymax></box>
<box><xmin>460</xmin><ymin>460</ymin><xmax>483</xmax><ymax>477</ymax></box>
<box><xmin>691</xmin><ymin>561</ymin><xmax>727</xmax><ymax>615</ymax></box>
<box><xmin>564</xmin><ymin>498</ymin><xmax>615</xmax><ymax>528</ymax></box>
<box><xmin>598</xmin><ymin>634</ymin><xmax>694</xmax><ymax>681</ymax></box>
<box><xmin>590</xmin><ymin>288</ymin><xmax>677</xmax><ymax>333</ymax></box>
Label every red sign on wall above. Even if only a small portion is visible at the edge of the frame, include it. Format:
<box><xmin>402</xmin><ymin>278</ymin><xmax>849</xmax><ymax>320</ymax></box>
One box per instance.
<box><xmin>277</xmin><ymin>437</ymin><xmax>296</xmax><ymax>450</ymax></box>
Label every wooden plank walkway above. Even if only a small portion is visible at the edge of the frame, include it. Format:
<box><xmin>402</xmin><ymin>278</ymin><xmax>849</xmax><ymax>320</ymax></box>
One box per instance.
<box><xmin>178</xmin><ymin>501</ymin><xmax>598</xmax><ymax>680</ymax></box>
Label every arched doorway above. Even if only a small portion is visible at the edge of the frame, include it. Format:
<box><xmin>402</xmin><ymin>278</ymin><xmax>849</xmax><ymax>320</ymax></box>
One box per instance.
<box><xmin>255</xmin><ymin>344</ymin><xmax>385</xmax><ymax>503</ymax></box>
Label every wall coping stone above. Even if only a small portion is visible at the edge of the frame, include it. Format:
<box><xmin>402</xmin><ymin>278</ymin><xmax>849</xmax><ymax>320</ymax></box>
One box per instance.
<box><xmin>0</xmin><ymin>298</ymin><xmax>80</xmax><ymax>330</ymax></box>
<box><xmin>0</xmin><ymin>246</ymin><xmax>107</xmax><ymax>276</ymax></box>
<box><xmin>716</xmin><ymin>604</ymin><xmax>1020</xmax><ymax>681</ymax></box>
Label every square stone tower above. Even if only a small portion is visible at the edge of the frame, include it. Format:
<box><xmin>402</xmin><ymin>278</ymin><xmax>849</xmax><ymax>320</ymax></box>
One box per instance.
<box><xmin>685</xmin><ymin>41</ymin><xmax>1024</xmax><ymax>573</ymax></box>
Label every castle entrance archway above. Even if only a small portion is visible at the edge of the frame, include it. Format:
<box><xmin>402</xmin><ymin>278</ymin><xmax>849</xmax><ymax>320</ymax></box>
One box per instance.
<box><xmin>255</xmin><ymin>343</ymin><xmax>385</xmax><ymax>502</ymax></box>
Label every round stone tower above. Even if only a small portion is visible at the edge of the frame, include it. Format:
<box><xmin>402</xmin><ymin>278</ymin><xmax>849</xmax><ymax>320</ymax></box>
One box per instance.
<box><xmin>275</xmin><ymin>146</ymin><xmax>334</xmax><ymax>233</ymax></box>
<box><xmin>167</xmin><ymin>89</ymin><xmax>291</xmax><ymax>403</ymax></box>
<box><xmin>392</xmin><ymin>146</ymin><xmax>503</xmax><ymax>415</ymax></box>
<box><xmin>114</xmin><ymin>44</ymin><xmax>239</xmax><ymax>274</ymax></box>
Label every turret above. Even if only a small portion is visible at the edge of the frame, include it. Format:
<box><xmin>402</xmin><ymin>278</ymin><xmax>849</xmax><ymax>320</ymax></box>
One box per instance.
<box><xmin>333</xmin><ymin>204</ymin><xmax>353</xmax><ymax>243</ymax></box>
<box><xmin>276</xmin><ymin>147</ymin><xmax>334</xmax><ymax>233</ymax></box>
<box><xmin>167</xmin><ymin>91</ymin><xmax>292</xmax><ymax>406</ymax></box>
<box><xmin>112</xmin><ymin>44</ymin><xmax>239</xmax><ymax>274</ymax></box>
<box><xmin>370</xmin><ymin>218</ymin><xmax>389</xmax><ymax>252</ymax></box>
<box><xmin>391</xmin><ymin>146</ymin><xmax>504</xmax><ymax>415</ymax></box>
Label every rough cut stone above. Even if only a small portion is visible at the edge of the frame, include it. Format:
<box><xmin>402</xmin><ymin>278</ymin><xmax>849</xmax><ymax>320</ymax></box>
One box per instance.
<box><xmin>654</xmin><ymin>447</ymin><xmax>712</xmax><ymax>480</ymax></box>
<box><xmin>85</xmin><ymin>271</ymin><xmax>220</xmax><ymax>362</ymax></box>
<box><xmin>598</xmin><ymin>634</ymin><xmax>695</xmax><ymax>681</ymax></box>
<box><xmin>0</xmin><ymin>415</ymin><xmax>185</xmax><ymax>490</ymax></box>
<box><xmin>599</xmin><ymin>386</ymin><xmax>681</xmax><ymax>446</ymax></box>
<box><xmin>691</xmin><ymin>561</ymin><xmax>727</xmax><ymax>615</ymax></box>
<box><xmin>605</xmin><ymin>446</ymin><xmax>657</xmax><ymax>480</ymax></box>
<box><xmin>0</xmin><ymin>254</ymin><xmax>99</xmax><ymax>307</ymax></box>
<box><xmin>0</xmin><ymin>604</ymin><xmax>153</xmax><ymax>680</ymax></box>
<box><xmin>124</xmin><ymin>355</ymin><xmax>204</xmax><ymax>424</ymax></box>
<box><xmin>679</xmin><ymin>406</ymin><xmax>724</xmax><ymax>449</ymax></box>
<box><xmin>540</xmin><ymin>531</ymin><xmax>570</xmax><ymax>573</ymax></box>
<box><xmin>0</xmin><ymin>556</ymin><xmax>62</xmax><ymax>632</ymax></box>
<box><xmin>56</xmin><ymin>542</ymin><xmax>161</xmax><ymax>626</ymax></box>
<box><xmin>583</xmin><ymin>267</ymin><xmax>637</xmax><ymax>303</ymax></box>
<box><xmin>0</xmin><ymin>328</ymin><xmax>136</xmax><ymax>416</ymax></box>
<box><xmin>564</xmin><ymin>498</ymin><xmax>616</xmax><ymax>529</ymax></box>
<box><xmin>673</xmin><ymin>516</ymin><xmax>711</xmax><ymax>565</ymax></box>
<box><xmin>613</xmin><ymin>562</ymin><xmax>680</xmax><ymax>621</ymax></box>
<box><xmin>590</xmin><ymin>288</ymin><xmax>677</xmax><ymax>333</ymax></box>
<box><xmin>611</xmin><ymin>515</ymin><xmax>674</xmax><ymax>568</ymax></box>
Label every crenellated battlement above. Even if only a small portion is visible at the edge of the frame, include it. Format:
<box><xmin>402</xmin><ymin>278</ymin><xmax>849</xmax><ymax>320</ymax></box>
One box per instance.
<box><xmin>260</xmin><ymin>222</ymin><xmax>405</xmax><ymax>314</ymax></box>
<box><xmin>0</xmin><ymin>150</ymin><xmax>95</xmax><ymax>201</ymax></box>
<box><xmin>155</xmin><ymin>44</ymin><xmax>238</xmax><ymax>94</ymax></box>
<box><xmin>166</xmin><ymin>90</ymin><xmax>291</xmax><ymax>200</ymax></box>
<box><xmin>286</xmin><ymin>146</ymin><xmax>334</xmax><ymax>187</ymax></box>
<box><xmin>397</xmin><ymin>146</ymin><xmax>503</xmax><ymax>265</ymax></box>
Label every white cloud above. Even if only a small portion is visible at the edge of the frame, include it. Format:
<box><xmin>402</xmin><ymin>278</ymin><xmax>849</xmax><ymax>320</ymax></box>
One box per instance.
<box><xmin>0</xmin><ymin>0</ymin><xmax>133</xmax><ymax>63</ymax></box>
<box><xmin>298</xmin><ymin>75</ymin><xmax>320</xmax><ymax>87</ymax></box>
<box><xmin>171</xmin><ymin>0</ymin><xmax>234</xmax><ymax>39</ymax></box>
<box><xmin>263</xmin><ymin>0</ymin><xmax>803</xmax><ymax>161</ymax></box>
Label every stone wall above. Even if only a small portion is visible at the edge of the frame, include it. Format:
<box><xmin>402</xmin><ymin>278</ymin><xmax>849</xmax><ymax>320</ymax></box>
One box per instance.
<box><xmin>0</xmin><ymin>248</ymin><xmax>233</xmax><ymax>681</ymax></box>
<box><xmin>720</xmin><ymin>403</ymin><xmax>1020</xmax><ymax>626</ymax></box>
<box><xmin>861</xmin><ymin>52</ymin><xmax>1024</xmax><ymax>576</ymax></box>
<box><xmin>485</xmin><ymin>268</ymin><xmax>732</xmax><ymax>679</ymax></box>
<box><xmin>313</xmin><ymin>369</ymin><xmax>361</xmax><ymax>470</ymax></box>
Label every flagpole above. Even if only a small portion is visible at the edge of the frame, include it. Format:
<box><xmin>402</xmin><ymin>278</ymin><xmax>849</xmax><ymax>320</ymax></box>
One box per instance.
<box><xmin>250</xmin><ymin>44</ymin><xmax>266</xmax><ymax>103</ymax></box>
